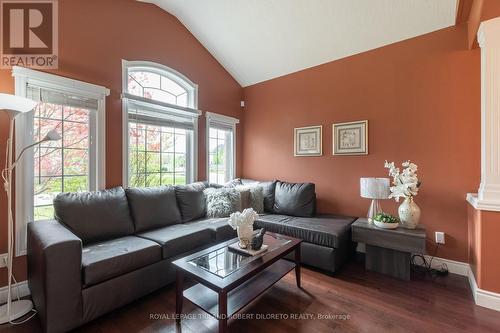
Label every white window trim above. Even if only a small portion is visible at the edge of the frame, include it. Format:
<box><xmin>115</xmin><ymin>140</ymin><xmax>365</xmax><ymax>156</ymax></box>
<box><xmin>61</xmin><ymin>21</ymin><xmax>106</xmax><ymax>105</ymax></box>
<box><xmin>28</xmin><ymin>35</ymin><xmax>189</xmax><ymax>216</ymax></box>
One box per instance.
<box><xmin>121</xmin><ymin>60</ymin><xmax>200</xmax><ymax>188</ymax></box>
<box><xmin>206</xmin><ymin>112</ymin><xmax>239</xmax><ymax>183</ymax></box>
<box><xmin>12</xmin><ymin>66</ymin><xmax>110</xmax><ymax>256</ymax></box>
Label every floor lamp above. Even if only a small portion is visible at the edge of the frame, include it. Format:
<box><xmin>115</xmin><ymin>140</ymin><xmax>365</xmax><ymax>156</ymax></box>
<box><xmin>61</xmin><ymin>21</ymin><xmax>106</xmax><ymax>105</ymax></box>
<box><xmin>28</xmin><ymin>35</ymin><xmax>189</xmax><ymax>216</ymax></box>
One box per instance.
<box><xmin>0</xmin><ymin>93</ymin><xmax>60</xmax><ymax>324</ymax></box>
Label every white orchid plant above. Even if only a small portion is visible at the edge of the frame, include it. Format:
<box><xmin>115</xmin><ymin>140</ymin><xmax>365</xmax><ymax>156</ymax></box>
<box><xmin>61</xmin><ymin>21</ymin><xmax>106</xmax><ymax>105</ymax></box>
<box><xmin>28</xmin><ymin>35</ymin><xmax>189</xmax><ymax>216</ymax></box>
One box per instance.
<box><xmin>228</xmin><ymin>208</ymin><xmax>258</xmax><ymax>230</ymax></box>
<box><xmin>384</xmin><ymin>160</ymin><xmax>421</xmax><ymax>202</ymax></box>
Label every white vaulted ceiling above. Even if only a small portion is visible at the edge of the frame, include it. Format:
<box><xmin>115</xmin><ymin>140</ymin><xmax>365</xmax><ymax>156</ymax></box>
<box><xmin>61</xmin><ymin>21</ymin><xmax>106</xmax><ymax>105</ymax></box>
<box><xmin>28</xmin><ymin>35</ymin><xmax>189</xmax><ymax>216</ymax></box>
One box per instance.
<box><xmin>144</xmin><ymin>0</ymin><xmax>458</xmax><ymax>87</ymax></box>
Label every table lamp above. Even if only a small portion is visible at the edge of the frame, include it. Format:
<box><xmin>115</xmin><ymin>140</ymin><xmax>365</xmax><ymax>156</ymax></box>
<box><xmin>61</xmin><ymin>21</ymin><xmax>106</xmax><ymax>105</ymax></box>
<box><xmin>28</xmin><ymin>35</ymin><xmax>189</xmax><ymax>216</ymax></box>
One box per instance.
<box><xmin>360</xmin><ymin>177</ymin><xmax>390</xmax><ymax>224</ymax></box>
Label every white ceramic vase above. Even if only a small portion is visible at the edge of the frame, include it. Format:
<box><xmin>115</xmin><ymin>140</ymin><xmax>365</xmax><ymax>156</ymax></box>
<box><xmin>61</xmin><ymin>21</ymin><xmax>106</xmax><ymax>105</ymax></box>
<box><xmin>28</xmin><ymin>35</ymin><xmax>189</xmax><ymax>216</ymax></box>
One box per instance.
<box><xmin>237</xmin><ymin>224</ymin><xmax>254</xmax><ymax>248</ymax></box>
<box><xmin>398</xmin><ymin>197</ymin><xmax>421</xmax><ymax>229</ymax></box>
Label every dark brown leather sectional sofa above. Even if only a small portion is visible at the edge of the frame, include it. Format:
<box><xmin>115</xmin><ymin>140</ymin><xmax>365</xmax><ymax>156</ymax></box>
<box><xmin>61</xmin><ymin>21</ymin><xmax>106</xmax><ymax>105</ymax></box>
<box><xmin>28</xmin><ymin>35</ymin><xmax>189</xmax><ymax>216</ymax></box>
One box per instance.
<box><xmin>27</xmin><ymin>180</ymin><xmax>356</xmax><ymax>333</ymax></box>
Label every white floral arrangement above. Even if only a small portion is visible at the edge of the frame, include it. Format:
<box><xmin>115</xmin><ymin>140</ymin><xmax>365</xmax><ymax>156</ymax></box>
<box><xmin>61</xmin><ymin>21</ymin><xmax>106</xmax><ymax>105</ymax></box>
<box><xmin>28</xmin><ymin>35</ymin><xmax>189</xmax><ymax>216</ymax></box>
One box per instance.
<box><xmin>384</xmin><ymin>160</ymin><xmax>421</xmax><ymax>202</ymax></box>
<box><xmin>228</xmin><ymin>208</ymin><xmax>258</xmax><ymax>230</ymax></box>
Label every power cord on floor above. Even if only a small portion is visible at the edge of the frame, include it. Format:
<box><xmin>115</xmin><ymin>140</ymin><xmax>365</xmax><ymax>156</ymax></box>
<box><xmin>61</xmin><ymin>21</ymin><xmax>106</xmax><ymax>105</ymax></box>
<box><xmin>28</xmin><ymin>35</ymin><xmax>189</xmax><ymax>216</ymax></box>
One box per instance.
<box><xmin>411</xmin><ymin>241</ymin><xmax>449</xmax><ymax>276</ymax></box>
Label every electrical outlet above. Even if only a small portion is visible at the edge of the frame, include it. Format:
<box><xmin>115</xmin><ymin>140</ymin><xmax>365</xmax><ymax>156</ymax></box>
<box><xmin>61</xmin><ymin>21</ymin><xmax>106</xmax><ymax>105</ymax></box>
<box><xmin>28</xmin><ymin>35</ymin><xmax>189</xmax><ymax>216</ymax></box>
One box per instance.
<box><xmin>435</xmin><ymin>232</ymin><xmax>445</xmax><ymax>244</ymax></box>
<box><xmin>0</xmin><ymin>253</ymin><xmax>7</xmax><ymax>268</ymax></box>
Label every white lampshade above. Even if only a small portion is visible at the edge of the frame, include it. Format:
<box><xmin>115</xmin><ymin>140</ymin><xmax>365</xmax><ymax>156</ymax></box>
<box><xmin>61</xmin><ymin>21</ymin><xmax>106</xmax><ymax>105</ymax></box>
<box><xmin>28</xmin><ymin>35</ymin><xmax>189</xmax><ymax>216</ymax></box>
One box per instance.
<box><xmin>360</xmin><ymin>177</ymin><xmax>390</xmax><ymax>199</ymax></box>
<box><xmin>0</xmin><ymin>93</ymin><xmax>37</xmax><ymax>114</ymax></box>
<box><xmin>42</xmin><ymin>129</ymin><xmax>62</xmax><ymax>142</ymax></box>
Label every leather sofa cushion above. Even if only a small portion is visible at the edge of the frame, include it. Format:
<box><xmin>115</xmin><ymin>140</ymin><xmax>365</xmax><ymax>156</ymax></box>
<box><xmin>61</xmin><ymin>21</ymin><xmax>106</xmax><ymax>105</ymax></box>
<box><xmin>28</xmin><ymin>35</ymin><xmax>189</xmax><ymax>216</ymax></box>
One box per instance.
<box><xmin>82</xmin><ymin>236</ymin><xmax>161</xmax><ymax>286</ymax></box>
<box><xmin>136</xmin><ymin>224</ymin><xmax>213</xmax><ymax>259</ymax></box>
<box><xmin>260</xmin><ymin>181</ymin><xmax>277</xmax><ymax>213</ymax></box>
<box><xmin>255</xmin><ymin>214</ymin><xmax>356</xmax><ymax>248</ymax></box>
<box><xmin>54</xmin><ymin>187</ymin><xmax>135</xmax><ymax>244</ymax></box>
<box><xmin>187</xmin><ymin>218</ymin><xmax>236</xmax><ymax>242</ymax></box>
<box><xmin>175</xmin><ymin>184</ymin><xmax>207</xmax><ymax>222</ymax></box>
<box><xmin>126</xmin><ymin>186</ymin><xmax>181</xmax><ymax>232</ymax></box>
<box><xmin>273</xmin><ymin>181</ymin><xmax>316</xmax><ymax>217</ymax></box>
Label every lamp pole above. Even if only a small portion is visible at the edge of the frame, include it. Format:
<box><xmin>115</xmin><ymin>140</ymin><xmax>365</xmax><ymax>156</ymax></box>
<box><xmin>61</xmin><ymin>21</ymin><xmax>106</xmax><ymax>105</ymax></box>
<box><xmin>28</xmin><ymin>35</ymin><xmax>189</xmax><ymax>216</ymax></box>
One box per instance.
<box><xmin>0</xmin><ymin>94</ymin><xmax>38</xmax><ymax>324</ymax></box>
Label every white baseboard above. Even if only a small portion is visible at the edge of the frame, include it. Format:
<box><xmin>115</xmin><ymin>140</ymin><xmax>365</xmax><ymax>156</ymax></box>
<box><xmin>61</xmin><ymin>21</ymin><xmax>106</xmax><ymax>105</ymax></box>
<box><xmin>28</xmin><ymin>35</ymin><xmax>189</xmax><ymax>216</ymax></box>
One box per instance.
<box><xmin>468</xmin><ymin>268</ymin><xmax>500</xmax><ymax>311</ymax></box>
<box><xmin>421</xmin><ymin>255</ymin><xmax>470</xmax><ymax>276</ymax></box>
<box><xmin>410</xmin><ymin>256</ymin><xmax>500</xmax><ymax>311</ymax></box>
<box><xmin>356</xmin><ymin>245</ymin><xmax>500</xmax><ymax>311</ymax></box>
<box><xmin>0</xmin><ymin>280</ymin><xmax>30</xmax><ymax>304</ymax></box>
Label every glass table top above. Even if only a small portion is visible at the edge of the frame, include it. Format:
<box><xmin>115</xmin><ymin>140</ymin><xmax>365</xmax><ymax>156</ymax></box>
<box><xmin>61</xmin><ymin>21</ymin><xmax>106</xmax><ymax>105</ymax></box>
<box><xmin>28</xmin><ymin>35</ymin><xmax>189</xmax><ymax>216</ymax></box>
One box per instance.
<box><xmin>188</xmin><ymin>234</ymin><xmax>292</xmax><ymax>278</ymax></box>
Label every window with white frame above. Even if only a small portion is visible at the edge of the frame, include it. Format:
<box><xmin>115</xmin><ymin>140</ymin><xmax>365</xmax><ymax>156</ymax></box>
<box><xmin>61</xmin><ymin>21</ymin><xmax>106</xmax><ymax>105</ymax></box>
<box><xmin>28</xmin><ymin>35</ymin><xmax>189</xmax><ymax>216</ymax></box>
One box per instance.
<box><xmin>32</xmin><ymin>95</ymin><xmax>91</xmax><ymax>220</ymax></box>
<box><xmin>206</xmin><ymin>112</ymin><xmax>239</xmax><ymax>185</ymax></box>
<box><xmin>122</xmin><ymin>60</ymin><xmax>199</xmax><ymax>188</ymax></box>
<box><xmin>13</xmin><ymin>66</ymin><xmax>109</xmax><ymax>256</ymax></box>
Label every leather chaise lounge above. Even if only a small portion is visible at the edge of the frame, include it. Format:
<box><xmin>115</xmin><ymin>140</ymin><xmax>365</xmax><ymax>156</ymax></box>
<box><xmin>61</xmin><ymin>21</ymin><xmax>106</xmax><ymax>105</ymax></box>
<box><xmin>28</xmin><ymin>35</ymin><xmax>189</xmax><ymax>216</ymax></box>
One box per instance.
<box><xmin>242</xmin><ymin>179</ymin><xmax>357</xmax><ymax>273</ymax></box>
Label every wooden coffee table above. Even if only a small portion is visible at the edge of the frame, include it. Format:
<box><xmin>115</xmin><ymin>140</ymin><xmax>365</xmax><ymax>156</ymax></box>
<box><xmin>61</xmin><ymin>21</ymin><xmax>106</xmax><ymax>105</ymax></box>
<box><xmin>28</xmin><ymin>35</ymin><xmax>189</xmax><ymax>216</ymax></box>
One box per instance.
<box><xmin>172</xmin><ymin>233</ymin><xmax>302</xmax><ymax>333</ymax></box>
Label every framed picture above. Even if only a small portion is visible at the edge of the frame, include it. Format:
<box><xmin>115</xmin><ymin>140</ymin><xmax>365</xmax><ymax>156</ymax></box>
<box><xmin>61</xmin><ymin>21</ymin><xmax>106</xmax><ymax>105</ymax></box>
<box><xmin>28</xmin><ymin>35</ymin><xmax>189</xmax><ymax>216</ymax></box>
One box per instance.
<box><xmin>333</xmin><ymin>120</ymin><xmax>368</xmax><ymax>155</ymax></box>
<box><xmin>294</xmin><ymin>125</ymin><xmax>322</xmax><ymax>156</ymax></box>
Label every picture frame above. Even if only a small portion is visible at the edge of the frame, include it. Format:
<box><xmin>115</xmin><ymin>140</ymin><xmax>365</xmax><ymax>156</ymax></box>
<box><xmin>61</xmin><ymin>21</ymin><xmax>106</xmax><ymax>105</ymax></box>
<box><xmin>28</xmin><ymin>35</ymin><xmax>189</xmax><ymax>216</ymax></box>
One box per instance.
<box><xmin>333</xmin><ymin>120</ymin><xmax>368</xmax><ymax>155</ymax></box>
<box><xmin>294</xmin><ymin>125</ymin><xmax>322</xmax><ymax>156</ymax></box>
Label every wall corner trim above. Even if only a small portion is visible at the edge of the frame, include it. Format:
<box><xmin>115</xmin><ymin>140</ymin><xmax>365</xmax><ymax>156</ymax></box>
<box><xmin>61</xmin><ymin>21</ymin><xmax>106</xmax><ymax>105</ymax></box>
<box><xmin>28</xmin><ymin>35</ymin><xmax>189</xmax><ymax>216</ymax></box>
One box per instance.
<box><xmin>466</xmin><ymin>193</ymin><xmax>500</xmax><ymax>212</ymax></box>
<box><xmin>476</xmin><ymin>18</ymin><xmax>500</xmax><ymax>205</ymax></box>
<box><xmin>468</xmin><ymin>268</ymin><xmax>500</xmax><ymax>312</ymax></box>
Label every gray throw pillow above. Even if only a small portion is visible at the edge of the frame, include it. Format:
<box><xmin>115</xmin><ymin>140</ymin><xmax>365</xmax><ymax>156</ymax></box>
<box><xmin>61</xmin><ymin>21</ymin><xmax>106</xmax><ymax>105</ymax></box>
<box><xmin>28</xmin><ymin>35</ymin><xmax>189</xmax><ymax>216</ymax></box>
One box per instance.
<box><xmin>235</xmin><ymin>185</ymin><xmax>264</xmax><ymax>213</ymax></box>
<box><xmin>225</xmin><ymin>178</ymin><xmax>243</xmax><ymax>188</ymax></box>
<box><xmin>239</xmin><ymin>189</ymin><xmax>252</xmax><ymax>210</ymax></box>
<box><xmin>204</xmin><ymin>187</ymin><xmax>240</xmax><ymax>218</ymax></box>
<box><xmin>126</xmin><ymin>186</ymin><xmax>181</xmax><ymax>232</ymax></box>
<box><xmin>202</xmin><ymin>181</ymin><xmax>223</xmax><ymax>189</ymax></box>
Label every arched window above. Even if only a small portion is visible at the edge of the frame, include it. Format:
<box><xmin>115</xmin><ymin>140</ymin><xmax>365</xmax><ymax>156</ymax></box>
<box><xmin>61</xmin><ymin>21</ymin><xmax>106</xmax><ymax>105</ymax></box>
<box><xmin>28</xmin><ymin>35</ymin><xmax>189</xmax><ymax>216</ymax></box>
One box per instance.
<box><xmin>122</xmin><ymin>61</ymin><xmax>200</xmax><ymax>188</ymax></box>
<box><xmin>126</xmin><ymin>65</ymin><xmax>196</xmax><ymax>108</ymax></box>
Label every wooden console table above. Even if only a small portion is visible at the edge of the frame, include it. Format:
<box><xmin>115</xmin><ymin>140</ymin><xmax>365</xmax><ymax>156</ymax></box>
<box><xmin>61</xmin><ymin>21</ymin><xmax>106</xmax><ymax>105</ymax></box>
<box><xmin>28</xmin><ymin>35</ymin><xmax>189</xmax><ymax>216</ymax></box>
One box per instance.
<box><xmin>351</xmin><ymin>218</ymin><xmax>426</xmax><ymax>280</ymax></box>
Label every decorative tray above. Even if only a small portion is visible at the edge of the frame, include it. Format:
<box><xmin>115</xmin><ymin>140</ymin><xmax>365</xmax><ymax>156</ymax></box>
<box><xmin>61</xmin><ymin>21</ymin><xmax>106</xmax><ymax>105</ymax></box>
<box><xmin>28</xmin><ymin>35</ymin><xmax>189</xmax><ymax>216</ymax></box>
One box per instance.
<box><xmin>228</xmin><ymin>242</ymin><xmax>268</xmax><ymax>256</ymax></box>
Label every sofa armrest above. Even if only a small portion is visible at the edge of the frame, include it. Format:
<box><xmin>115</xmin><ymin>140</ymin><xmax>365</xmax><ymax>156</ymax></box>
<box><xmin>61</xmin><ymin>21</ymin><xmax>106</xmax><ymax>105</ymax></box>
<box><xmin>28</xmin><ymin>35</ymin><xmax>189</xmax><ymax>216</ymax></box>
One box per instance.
<box><xmin>28</xmin><ymin>220</ymin><xmax>83</xmax><ymax>333</ymax></box>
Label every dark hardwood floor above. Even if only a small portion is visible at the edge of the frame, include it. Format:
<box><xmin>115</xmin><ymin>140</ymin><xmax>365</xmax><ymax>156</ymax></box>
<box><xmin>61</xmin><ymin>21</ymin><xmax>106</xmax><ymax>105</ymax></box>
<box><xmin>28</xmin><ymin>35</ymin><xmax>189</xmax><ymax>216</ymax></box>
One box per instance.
<box><xmin>3</xmin><ymin>257</ymin><xmax>500</xmax><ymax>333</ymax></box>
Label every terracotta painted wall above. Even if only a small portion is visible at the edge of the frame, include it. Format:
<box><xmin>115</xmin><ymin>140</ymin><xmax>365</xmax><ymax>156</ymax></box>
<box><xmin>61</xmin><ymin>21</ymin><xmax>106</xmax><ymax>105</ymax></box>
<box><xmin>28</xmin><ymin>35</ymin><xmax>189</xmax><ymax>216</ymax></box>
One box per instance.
<box><xmin>0</xmin><ymin>0</ymin><xmax>243</xmax><ymax>285</ymax></box>
<box><xmin>466</xmin><ymin>0</ymin><xmax>500</xmax><ymax>49</ymax></box>
<box><xmin>480</xmin><ymin>0</ymin><xmax>500</xmax><ymax>21</ymax></box>
<box><xmin>468</xmin><ymin>206</ymin><xmax>500</xmax><ymax>293</ymax></box>
<box><xmin>242</xmin><ymin>24</ymin><xmax>480</xmax><ymax>262</ymax></box>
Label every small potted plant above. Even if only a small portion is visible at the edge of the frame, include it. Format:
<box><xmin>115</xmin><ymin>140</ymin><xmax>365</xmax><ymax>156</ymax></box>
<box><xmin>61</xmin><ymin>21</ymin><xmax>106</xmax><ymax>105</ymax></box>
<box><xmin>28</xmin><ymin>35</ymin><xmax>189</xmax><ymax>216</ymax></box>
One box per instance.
<box><xmin>373</xmin><ymin>212</ymin><xmax>400</xmax><ymax>230</ymax></box>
